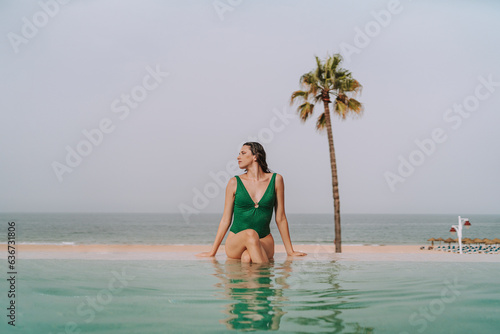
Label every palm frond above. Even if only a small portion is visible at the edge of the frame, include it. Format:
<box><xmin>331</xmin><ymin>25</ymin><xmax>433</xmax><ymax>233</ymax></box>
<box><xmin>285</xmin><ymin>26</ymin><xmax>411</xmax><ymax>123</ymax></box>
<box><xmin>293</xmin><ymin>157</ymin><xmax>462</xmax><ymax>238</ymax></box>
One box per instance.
<box><xmin>298</xmin><ymin>102</ymin><xmax>315</xmax><ymax>122</ymax></box>
<box><xmin>314</xmin><ymin>56</ymin><xmax>324</xmax><ymax>80</ymax></box>
<box><xmin>309</xmin><ymin>82</ymin><xmax>320</xmax><ymax>97</ymax></box>
<box><xmin>335</xmin><ymin>99</ymin><xmax>347</xmax><ymax>119</ymax></box>
<box><xmin>331</xmin><ymin>53</ymin><xmax>343</xmax><ymax>69</ymax></box>
<box><xmin>349</xmin><ymin>79</ymin><xmax>363</xmax><ymax>95</ymax></box>
<box><xmin>290</xmin><ymin>90</ymin><xmax>309</xmax><ymax>105</ymax></box>
<box><xmin>325</xmin><ymin>54</ymin><xmax>343</xmax><ymax>84</ymax></box>
<box><xmin>300</xmin><ymin>72</ymin><xmax>321</xmax><ymax>96</ymax></box>
<box><xmin>334</xmin><ymin>96</ymin><xmax>364</xmax><ymax>120</ymax></box>
<box><xmin>336</xmin><ymin>92</ymin><xmax>348</xmax><ymax>105</ymax></box>
<box><xmin>338</xmin><ymin>77</ymin><xmax>362</xmax><ymax>94</ymax></box>
<box><xmin>315</xmin><ymin>112</ymin><xmax>327</xmax><ymax>131</ymax></box>
<box><xmin>332</xmin><ymin>72</ymin><xmax>350</xmax><ymax>90</ymax></box>
<box><xmin>300</xmin><ymin>72</ymin><xmax>314</xmax><ymax>86</ymax></box>
<box><xmin>347</xmin><ymin>98</ymin><xmax>364</xmax><ymax>115</ymax></box>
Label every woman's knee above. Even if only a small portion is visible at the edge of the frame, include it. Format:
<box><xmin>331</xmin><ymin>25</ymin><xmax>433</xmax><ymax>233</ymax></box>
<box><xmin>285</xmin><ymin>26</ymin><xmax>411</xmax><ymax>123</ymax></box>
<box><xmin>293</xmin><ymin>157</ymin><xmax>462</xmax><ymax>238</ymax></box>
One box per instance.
<box><xmin>241</xmin><ymin>250</ymin><xmax>251</xmax><ymax>263</ymax></box>
<box><xmin>242</xmin><ymin>229</ymin><xmax>260</xmax><ymax>243</ymax></box>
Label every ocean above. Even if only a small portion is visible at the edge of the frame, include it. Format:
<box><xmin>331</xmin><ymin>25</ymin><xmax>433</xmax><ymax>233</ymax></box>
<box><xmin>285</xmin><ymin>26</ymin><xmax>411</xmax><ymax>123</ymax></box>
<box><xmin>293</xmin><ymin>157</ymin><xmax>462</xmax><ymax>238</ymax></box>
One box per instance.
<box><xmin>1</xmin><ymin>212</ymin><xmax>499</xmax><ymax>246</ymax></box>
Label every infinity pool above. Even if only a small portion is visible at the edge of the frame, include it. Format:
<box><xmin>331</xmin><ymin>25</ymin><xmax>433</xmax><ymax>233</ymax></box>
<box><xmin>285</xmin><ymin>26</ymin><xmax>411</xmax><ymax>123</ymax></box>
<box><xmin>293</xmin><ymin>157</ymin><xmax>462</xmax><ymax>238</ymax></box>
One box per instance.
<box><xmin>2</xmin><ymin>255</ymin><xmax>499</xmax><ymax>333</ymax></box>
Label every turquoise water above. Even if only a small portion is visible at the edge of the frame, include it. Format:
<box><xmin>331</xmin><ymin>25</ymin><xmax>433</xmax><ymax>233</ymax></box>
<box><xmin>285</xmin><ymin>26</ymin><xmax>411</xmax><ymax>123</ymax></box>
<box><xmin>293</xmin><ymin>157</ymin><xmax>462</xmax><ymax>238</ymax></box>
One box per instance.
<box><xmin>1</xmin><ymin>257</ymin><xmax>499</xmax><ymax>333</ymax></box>
<box><xmin>1</xmin><ymin>213</ymin><xmax>499</xmax><ymax>245</ymax></box>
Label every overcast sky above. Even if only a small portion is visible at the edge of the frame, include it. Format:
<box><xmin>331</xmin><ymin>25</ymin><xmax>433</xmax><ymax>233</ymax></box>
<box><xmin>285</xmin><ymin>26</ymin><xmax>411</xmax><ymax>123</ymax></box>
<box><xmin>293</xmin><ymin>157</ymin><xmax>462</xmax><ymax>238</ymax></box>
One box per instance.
<box><xmin>1</xmin><ymin>0</ymin><xmax>499</xmax><ymax>216</ymax></box>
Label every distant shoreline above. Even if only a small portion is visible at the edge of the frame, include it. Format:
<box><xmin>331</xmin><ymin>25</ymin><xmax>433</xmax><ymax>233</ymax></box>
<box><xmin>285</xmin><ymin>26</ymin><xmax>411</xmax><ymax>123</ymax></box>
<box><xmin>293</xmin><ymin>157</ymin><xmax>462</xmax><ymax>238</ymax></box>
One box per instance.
<box><xmin>8</xmin><ymin>243</ymin><xmax>429</xmax><ymax>253</ymax></box>
<box><xmin>5</xmin><ymin>243</ymin><xmax>498</xmax><ymax>262</ymax></box>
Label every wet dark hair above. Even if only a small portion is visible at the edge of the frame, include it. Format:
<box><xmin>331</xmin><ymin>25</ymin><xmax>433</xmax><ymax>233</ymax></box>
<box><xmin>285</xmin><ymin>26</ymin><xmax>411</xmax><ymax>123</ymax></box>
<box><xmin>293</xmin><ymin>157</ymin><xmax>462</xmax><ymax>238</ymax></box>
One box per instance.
<box><xmin>242</xmin><ymin>142</ymin><xmax>271</xmax><ymax>173</ymax></box>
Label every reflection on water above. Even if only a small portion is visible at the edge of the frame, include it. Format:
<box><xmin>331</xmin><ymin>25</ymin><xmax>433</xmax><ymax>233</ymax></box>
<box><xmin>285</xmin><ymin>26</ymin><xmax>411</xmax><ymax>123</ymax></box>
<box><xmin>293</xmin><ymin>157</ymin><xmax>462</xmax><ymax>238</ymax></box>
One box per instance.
<box><xmin>209</xmin><ymin>258</ymin><xmax>374</xmax><ymax>333</ymax></box>
<box><xmin>211</xmin><ymin>260</ymin><xmax>285</xmax><ymax>331</ymax></box>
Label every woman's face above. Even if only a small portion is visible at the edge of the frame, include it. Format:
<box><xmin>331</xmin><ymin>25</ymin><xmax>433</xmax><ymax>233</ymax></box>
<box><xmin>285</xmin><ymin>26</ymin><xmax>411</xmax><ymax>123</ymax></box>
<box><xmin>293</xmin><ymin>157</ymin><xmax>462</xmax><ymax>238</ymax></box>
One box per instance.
<box><xmin>237</xmin><ymin>145</ymin><xmax>255</xmax><ymax>169</ymax></box>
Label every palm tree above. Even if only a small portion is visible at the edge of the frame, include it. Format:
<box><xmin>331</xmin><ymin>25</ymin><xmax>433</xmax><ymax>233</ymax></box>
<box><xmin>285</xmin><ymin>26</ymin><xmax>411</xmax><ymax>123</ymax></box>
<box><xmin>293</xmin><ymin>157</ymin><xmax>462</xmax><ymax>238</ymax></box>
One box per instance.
<box><xmin>290</xmin><ymin>54</ymin><xmax>363</xmax><ymax>253</ymax></box>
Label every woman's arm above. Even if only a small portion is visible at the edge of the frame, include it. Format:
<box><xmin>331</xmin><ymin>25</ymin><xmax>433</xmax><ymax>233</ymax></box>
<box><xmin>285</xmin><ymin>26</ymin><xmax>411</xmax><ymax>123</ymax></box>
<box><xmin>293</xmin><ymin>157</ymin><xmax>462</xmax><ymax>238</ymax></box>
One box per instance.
<box><xmin>274</xmin><ymin>174</ymin><xmax>306</xmax><ymax>257</ymax></box>
<box><xmin>196</xmin><ymin>177</ymin><xmax>236</xmax><ymax>257</ymax></box>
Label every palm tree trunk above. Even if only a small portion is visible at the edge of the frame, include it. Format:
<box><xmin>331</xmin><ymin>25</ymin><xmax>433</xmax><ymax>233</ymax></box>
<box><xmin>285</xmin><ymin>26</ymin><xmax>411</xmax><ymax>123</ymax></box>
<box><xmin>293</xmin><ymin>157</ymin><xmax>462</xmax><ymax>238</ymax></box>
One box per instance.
<box><xmin>323</xmin><ymin>100</ymin><xmax>342</xmax><ymax>253</ymax></box>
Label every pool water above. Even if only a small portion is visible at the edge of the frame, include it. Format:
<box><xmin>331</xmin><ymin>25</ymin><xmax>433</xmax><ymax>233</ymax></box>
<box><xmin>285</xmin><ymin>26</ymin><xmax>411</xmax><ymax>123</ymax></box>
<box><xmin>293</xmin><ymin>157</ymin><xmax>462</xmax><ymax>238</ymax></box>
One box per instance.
<box><xmin>2</xmin><ymin>256</ymin><xmax>499</xmax><ymax>333</ymax></box>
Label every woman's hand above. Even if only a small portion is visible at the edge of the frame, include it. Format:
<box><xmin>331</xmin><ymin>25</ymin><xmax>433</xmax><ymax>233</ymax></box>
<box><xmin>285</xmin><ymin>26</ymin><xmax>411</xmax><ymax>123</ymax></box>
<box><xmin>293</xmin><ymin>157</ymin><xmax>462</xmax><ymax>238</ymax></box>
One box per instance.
<box><xmin>196</xmin><ymin>251</ymin><xmax>215</xmax><ymax>257</ymax></box>
<box><xmin>287</xmin><ymin>251</ymin><xmax>307</xmax><ymax>257</ymax></box>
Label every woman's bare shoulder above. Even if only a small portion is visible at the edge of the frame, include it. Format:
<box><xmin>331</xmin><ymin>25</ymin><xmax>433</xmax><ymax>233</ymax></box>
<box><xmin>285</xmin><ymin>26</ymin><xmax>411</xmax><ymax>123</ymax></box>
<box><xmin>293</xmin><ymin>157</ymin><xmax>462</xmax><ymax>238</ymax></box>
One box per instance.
<box><xmin>226</xmin><ymin>177</ymin><xmax>237</xmax><ymax>194</ymax></box>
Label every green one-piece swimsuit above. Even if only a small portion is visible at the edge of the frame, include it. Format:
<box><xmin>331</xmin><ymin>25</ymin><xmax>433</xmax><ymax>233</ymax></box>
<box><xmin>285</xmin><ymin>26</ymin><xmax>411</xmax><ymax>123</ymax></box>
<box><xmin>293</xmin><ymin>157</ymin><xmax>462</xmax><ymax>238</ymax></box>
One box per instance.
<box><xmin>230</xmin><ymin>173</ymin><xmax>277</xmax><ymax>238</ymax></box>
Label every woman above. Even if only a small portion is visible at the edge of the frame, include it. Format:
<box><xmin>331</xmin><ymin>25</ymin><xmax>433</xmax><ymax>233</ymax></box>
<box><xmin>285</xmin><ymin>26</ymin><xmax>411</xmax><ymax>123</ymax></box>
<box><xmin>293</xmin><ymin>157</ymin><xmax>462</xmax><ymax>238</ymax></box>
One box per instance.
<box><xmin>197</xmin><ymin>142</ymin><xmax>306</xmax><ymax>263</ymax></box>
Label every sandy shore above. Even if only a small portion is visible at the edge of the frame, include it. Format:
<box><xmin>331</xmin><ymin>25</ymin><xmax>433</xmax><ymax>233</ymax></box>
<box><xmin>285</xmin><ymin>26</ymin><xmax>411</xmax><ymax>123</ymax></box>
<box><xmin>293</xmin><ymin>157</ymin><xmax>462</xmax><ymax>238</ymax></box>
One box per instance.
<box><xmin>14</xmin><ymin>244</ymin><xmax>431</xmax><ymax>254</ymax></box>
<box><xmin>7</xmin><ymin>244</ymin><xmax>498</xmax><ymax>262</ymax></box>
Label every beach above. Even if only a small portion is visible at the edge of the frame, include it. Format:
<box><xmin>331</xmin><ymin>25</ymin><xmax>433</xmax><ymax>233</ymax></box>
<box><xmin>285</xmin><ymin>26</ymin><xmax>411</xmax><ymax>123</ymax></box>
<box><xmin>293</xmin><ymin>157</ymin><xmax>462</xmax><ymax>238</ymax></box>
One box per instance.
<box><xmin>14</xmin><ymin>243</ymin><xmax>437</xmax><ymax>254</ymax></box>
<box><xmin>11</xmin><ymin>243</ymin><xmax>500</xmax><ymax>262</ymax></box>
<box><xmin>18</xmin><ymin>244</ymin><xmax>428</xmax><ymax>253</ymax></box>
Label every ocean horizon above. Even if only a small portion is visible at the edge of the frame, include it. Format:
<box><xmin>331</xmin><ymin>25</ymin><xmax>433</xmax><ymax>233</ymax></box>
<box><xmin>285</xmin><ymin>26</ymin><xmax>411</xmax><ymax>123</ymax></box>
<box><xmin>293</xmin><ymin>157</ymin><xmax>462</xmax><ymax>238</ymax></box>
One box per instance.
<box><xmin>1</xmin><ymin>212</ymin><xmax>498</xmax><ymax>246</ymax></box>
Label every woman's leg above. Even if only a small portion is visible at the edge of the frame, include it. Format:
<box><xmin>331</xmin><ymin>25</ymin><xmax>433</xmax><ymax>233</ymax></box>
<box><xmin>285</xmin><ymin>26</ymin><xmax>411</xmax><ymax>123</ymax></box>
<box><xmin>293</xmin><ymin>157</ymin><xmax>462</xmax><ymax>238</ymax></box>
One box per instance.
<box><xmin>260</xmin><ymin>233</ymin><xmax>274</xmax><ymax>259</ymax></box>
<box><xmin>227</xmin><ymin>231</ymin><xmax>274</xmax><ymax>263</ymax></box>
<box><xmin>241</xmin><ymin>250</ymin><xmax>252</xmax><ymax>263</ymax></box>
<box><xmin>226</xmin><ymin>229</ymin><xmax>268</xmax><ymax>263</ymax></box>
